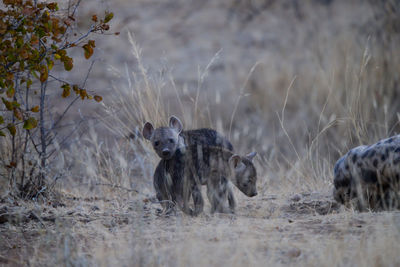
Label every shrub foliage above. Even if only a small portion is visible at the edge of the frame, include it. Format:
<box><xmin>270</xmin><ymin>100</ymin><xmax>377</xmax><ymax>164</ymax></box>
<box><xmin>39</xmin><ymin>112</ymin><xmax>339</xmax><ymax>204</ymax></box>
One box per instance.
<box><xmin>0</xmin><ymin>0</ymin><xmax>113</xmax><ymax>198</ymax></box>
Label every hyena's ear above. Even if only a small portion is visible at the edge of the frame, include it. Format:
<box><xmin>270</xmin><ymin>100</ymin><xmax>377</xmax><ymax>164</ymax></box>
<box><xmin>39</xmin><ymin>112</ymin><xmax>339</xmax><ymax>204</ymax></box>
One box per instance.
<box><xmin>246</xmin><ymin>152</ymin><xmax>257</xmax><ymax>161</ymax></box>
<box><xmin>142</xmin><ymin>122</ymin><xmax>154</xmax><ymax>140</ymax></box>
<box><xmin>229</xmin><ymin>155</ymin><xmax>242</xmax><ymax>169</ymax></box>
<box><xmin>169</xmin><ymin>115</ymin><xmax>183</xmax><ymax>134</ymax></box>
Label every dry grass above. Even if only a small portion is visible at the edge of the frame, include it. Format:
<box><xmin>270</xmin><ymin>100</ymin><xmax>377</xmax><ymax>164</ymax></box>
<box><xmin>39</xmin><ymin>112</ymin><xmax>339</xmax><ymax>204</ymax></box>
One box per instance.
<box><xmin>1</xmin><ymin>0</ymin><xmax>400</xmax><ymax>266</ymax></box>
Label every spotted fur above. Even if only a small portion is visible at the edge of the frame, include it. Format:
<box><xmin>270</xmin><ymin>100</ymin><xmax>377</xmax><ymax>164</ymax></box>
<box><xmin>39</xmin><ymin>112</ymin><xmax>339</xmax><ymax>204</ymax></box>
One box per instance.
<box><xmin>333</xmin><ymin>135</ymin><xmax>400</xmax><ymax>211</ymax></box>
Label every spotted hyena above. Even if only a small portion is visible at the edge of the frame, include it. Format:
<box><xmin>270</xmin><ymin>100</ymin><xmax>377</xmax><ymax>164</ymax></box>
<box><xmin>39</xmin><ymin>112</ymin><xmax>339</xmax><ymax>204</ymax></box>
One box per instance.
<box><xmin>143</xmin><ymin>116</ymin><xmax>257</xmax><ymax>215</ymax></box>
<box><xmin>152</xmin><ymin>144</ymin><xmax>257</xmax><ymax>215</ymax></box>
<box><xmin>195</xmin><ymin>146</ymin><xmax>257</xmax><ymax>213</ymax></box>
<box><xmin>333</xmin><ymin>135</ymin><xmax>400</xmax><ymax>211</ymax></box>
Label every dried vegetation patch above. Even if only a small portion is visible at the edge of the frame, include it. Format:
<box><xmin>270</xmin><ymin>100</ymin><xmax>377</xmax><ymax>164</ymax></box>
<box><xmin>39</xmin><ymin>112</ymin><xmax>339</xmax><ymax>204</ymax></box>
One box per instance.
<box><xmin>1</xmin><ymin>193</ymin><xmax>400</xmax><ymax>266</ymax></box>
<box><xmin>1</xmin><ymin>0</ymin><xmax>400</xmax><ymax>266</ymax></box>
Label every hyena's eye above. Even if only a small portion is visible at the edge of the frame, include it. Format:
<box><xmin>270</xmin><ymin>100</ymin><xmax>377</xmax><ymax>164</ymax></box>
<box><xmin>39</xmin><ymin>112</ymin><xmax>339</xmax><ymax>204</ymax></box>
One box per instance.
<box><xmin>154</xmin><ymin>141</ymin><xmax>160</xmax><ymax>147</ymax></box>
<box><xmin>168</xmin><ymin>138</ymin><xmax>174</xmax><ymax>144</ymax></box>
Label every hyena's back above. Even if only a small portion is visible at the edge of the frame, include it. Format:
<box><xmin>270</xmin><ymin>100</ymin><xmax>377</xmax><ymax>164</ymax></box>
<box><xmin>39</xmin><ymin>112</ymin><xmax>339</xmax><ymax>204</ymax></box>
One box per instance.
<box><xmin>333</xmin><ymin>134</ymin><xmax>400</xmax><ymax>211</ymax></box>
<box><xmin>181</xmin><ymin>128</ymin><xmax>234</xmax><ymax>151</ymax></box>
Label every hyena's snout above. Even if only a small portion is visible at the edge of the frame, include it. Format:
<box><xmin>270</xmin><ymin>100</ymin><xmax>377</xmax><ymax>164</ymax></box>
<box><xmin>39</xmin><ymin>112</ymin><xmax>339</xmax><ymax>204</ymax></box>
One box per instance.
<box><xmin>241</xmin><ymin>186</ymin><xmax>258</xmax><ymax>197</ymax></box>
<box><xmin>162</xmin><ymin>148</ymin><xmax>172</xmax><ymax>158</ymax></box>
<box><xmin>250</xmin><ymin>190</ymin><xmax>257</xmax><ymax>197</ymax></box>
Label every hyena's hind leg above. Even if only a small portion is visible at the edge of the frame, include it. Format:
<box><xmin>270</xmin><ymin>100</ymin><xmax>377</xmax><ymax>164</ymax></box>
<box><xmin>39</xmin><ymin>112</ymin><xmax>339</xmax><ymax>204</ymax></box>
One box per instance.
<box><xmin>191</xmin><ymin>183</ymin><xmax>204</xmax><ymax>215</ymax></box>
<box><xmin>207</xmin><ymin>173</ymin><xmax>231</xmax><ymax>214</ymax></box>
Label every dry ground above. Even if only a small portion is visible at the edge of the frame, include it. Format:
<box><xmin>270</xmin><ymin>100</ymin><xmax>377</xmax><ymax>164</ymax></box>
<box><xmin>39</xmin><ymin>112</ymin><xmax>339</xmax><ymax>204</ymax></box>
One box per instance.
<box><xmin>1</xmin><ymin>191</ymin><xmax>400</xmax><ymax>266</ymax></box>
<box><xmin>1</xmin><ymin>0</ymin><xmax>400</xmax><ymax>266</ymax></box>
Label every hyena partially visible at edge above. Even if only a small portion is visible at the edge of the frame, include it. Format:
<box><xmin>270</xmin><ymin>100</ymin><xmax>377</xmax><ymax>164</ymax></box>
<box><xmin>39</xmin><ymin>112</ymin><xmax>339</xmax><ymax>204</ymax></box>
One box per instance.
<box><xmin>143</xmin><ymin>116</ymin><xmax>257</xmax><ymax>215</ymax></box>
<box><xmin>333</xmin><ymin>134</ymin><xmax>400</xmax><ymax>211</ymax></box>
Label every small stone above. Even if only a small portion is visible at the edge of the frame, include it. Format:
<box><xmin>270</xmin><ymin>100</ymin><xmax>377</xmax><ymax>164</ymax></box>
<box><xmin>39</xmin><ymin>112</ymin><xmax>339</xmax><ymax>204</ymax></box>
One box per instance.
<box><xmin>287</xmin><ymin>248</ymin><xmax>301</xmax><ymax>258</ymax></box>
<box><xmin>91</xmin><ymin>205</ymin><xmax>100</xmax><ymax>211</ymax></box>
<box><xmin>291</xmin><ymin>194</ymin><xmax>301</xmax><ymax>202</ymax></box>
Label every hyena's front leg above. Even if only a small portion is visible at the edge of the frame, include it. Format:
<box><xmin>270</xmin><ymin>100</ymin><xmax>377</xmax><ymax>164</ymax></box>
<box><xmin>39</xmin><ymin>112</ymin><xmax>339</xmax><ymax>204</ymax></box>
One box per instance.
<box><xmin>154</xmin><ymin>163</ymin><xmax>175</xmax><ymax>214</ymax></box>
<box><xmin>227</xmin><ymin>180</ymin><xmax>236</xmax><ymax>214</ymax></box>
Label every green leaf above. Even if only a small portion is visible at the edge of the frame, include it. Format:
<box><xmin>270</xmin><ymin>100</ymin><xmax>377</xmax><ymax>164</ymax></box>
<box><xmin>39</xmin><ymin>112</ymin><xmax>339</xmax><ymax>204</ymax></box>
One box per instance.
<box><xmin>104</xmin><ymin>12</ymin><xmax>114</xmax><ymax>23</ymax></box>
<box><xmin>61</xmin><ymin>84</ymin><xmax>70</xmax><ymax>98</ymax></box>
<box><xmin>46</xmin><ymin>57</ymin><xmax>54</xmax><ymax>70</ymax></box>
<box><xmin>31</xmin><ymin>70</ymin><xmax>39</xmax><ymax>80</ymax></box>
<box><xmin>26</xmin><ymin>79</ymin><xmax>32</xmax><ymax>88</ymax></box>
<box><xmin>7</xmin><ymin>123</ymin><xmax>16</xmax><ymax>136</ymax></box>
<box><xmin>63</xmin><ymin>57</ymin><xmax>73</xmax><ymax>71</ymax></box>
<box><xmin>0</xmin><ymin>116</ymin><xmax>4</xmax><ymax>124</ymax></box>
<box><xmin>23</xmin><ymin>117</ymin><xmax>38</xmax><ymax>130</ymax></box>
<box><xmin>6</xmin><ymin>86</ymin><xmax>14</xmax><ymax>98</ymax></box>
<box><xmin>12</xmin><ymin>101</ymin><xmax>20</xmax><ymax>108</ymax></box>
<box><xmin>2</xmin><ymin>97</ymin><xmax>12</xmax><ymax>110</ymax></box>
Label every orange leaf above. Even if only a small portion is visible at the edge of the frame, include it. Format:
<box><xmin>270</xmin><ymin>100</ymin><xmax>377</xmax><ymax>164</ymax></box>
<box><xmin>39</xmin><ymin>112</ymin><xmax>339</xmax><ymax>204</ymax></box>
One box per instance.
<box><xmin>94</xmin><ymin>95</ymin><xmax>102</xmax><ymax>102</ymax></box>
<box><xmin>63</xmin><ymin>58</ymin><xmax>73</xmax><ymax>71</ymax></box>
<box><xmin>31</xmin><ymin>106</ymin><xmax>39</xmax><ymax>112</ymax></box>
<box><xmin>88</xmin><ymin>40</ymin><xmax>95</xmax><ymax>47</ymax></box>
<box><xmin>72</xmin><ymin>84</ymin><xmax>79</xmax><ymax>94</ymax></box>
<box><xmin>39</xmin><ymin>65</ymin><xmax>48</xmax><ymax>83</ymax></box>
<box><xmin>79</xmin><ymin>89</ymin><xmax>87</xmax><ymax>100</ymax></box>
<box><xmin>46</xmin><ymin>3</ymin><xmax>58</xmax><ymax>10</ymax></box>
<box><xmin>61</xmin><ymin>84</ymin><xmax>70</xmax><ymax>98</ymax></box>
<box><xmin>83</xmin><ymin>44</ymin><xmax>94</xmax><ymax>59</ymax></box>
<box><xmin>6</xmin><ymin>72</ymin><xmax>14</xmax><ymax>81</ymax></box>
<box><xmin>13</xmin><ymin>108</ymin><xmax>23</xmax><ymax>121</ymax></box>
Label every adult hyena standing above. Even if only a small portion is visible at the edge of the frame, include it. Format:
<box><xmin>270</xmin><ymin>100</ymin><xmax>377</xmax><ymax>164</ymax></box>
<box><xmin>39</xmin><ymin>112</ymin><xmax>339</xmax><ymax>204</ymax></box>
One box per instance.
<box><xmin>333</xmin><ymin>135</ymin><xmax>400</xmax><ymax>211</ymax></box>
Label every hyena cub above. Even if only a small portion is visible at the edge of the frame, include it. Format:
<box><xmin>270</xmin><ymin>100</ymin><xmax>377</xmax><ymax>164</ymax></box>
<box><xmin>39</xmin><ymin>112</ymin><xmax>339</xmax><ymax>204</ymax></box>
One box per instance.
<box><xmin>143</xmin><ymin>116</ymin><xmax>257</xmax><ymax>215</ymax></box>
<box><xmin>143</xmin><ymin>116</ymin><xmax>234</xmax><ymax>214</ymax></box>
<box><xmin>333</xmin><ymin>135</ymin><xmax>400</xmax><ymax>211</ymax></box>
<box><xmin>190</xmin><ymin>145</ymin><xmax>257</xmax><ymax>213</ymax></box>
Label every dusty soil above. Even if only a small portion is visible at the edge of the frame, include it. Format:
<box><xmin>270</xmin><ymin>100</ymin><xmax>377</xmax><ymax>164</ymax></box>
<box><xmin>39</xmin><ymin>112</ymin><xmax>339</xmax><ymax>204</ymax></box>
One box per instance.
<box><xmin>1</xmin><ymin>192</ymin><xmax>399</xmax><ymax>266</ymax></box>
